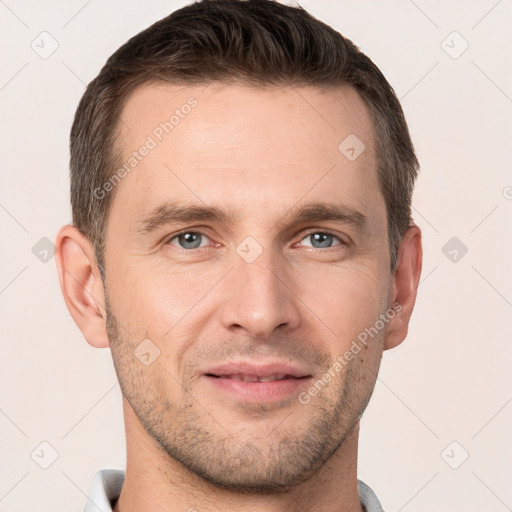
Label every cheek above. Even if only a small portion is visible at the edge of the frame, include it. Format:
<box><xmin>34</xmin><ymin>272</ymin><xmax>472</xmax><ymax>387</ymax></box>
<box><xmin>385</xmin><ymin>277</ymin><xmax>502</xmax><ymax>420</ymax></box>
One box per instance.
<box><xmin>299</xmin><ymin>263</ymin><xmax>389</xmax><ymax>347</ymax></box>
<box><xmin>115</xmin><ymin>259</ymin><xmax>388</xmax><ymax>319</ymax></box>
<box><xmin>108</xmin><ymin>263</ymin><xmax>217</xmax><ymax>378</ymax></box>
<box><xmin>111</xmin><ymin>262</ymin><xmax>197</xmax><ymax>331</ymax></box>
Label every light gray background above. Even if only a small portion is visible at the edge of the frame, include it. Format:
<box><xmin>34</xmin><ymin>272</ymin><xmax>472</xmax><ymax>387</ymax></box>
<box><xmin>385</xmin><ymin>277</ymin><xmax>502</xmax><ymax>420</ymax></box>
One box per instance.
<box><xmin>0</xmin><ymin>1</ymin><xmax>511</xmax><ymax>510</ymax></box>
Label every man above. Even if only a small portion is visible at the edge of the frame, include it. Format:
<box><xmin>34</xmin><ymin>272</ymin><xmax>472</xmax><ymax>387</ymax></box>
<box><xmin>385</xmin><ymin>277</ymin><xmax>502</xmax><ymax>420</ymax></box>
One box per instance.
<box><xmin>55</xmin><ymin>0</ymin><xmax>422</xmax><ymax>510</ymax></box>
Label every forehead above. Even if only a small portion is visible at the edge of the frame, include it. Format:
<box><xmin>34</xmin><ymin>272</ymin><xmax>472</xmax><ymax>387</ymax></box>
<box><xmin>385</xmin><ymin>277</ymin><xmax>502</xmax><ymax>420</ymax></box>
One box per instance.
<box><xmin>117</xmin><ymin>82</ymin><xmax>375</xmax><ymax>158</ymax></box>
<box><xmin>109</xmin><ymin>81</ymin><xmax>381</xmax><ymax>231</ymax></box>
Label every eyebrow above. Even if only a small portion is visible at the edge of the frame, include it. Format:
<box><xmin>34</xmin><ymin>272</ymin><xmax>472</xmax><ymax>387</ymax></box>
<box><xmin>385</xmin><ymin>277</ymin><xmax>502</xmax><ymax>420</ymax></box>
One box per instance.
<box><xmin>135</xmin><ymin>200</ymin><xmax>368</xmax><ymax>235</ymax></box>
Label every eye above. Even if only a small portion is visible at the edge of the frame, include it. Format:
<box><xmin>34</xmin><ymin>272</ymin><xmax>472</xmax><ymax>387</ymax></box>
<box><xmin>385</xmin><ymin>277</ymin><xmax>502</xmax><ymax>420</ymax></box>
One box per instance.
<box><xmin>165</xmin><ymin>230</ymin><xmax>346</xmax><ymax>252</ymax></box>
<box><xmin>167</xmin><ymin>231</ymin><xmax>212</xmax><ymax>250</ymax></box>
<box><xmin>299</xmin><ymin>231</ymin><xmax>344</xmax><ymax>249</ymax></box>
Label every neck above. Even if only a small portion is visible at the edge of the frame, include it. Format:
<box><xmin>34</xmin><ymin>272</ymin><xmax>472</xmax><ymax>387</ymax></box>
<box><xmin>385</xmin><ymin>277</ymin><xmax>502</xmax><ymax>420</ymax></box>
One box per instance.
<box><xmin>113</xmin><ymin>399</ymin><xmax>364</xmax><ymax>512</ymax></box>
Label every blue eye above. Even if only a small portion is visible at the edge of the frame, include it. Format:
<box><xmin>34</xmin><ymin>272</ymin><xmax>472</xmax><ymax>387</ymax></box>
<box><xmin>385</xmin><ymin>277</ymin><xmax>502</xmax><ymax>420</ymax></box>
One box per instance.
<box><xmin>166</xmin><ymin>230</ymin><xmax>345</xmax><ymax>252</ymax></box>
<box><xmin>300</xmin><ymin>232</ymin><xmax>342</xmax><ymax>249</ymax></box>
<box><xmin>168</xmin><ymin>232</ymin><xmax>211</xmax><ymax>250</ymax></box>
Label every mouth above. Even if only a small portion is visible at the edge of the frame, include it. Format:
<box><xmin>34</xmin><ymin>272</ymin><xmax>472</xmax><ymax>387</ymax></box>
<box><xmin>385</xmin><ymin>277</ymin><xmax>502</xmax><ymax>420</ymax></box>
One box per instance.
<box><xmin>205</xmin><ymin>373</ymin><xmax>306</xmax><ymax>382</ymax></box>
<box><xmin>202</xmin><ymin>361</ymin><xmax>313</xmax><ymax>403</ymax></box>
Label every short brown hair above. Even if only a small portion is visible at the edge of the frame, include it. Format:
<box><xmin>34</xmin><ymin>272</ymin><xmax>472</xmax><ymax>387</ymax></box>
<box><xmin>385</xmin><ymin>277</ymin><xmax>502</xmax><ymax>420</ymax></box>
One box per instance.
<box><xmin>70</xmin><ymin>0</ymin><xmax>418</xmax><ymax>272</ymax></box>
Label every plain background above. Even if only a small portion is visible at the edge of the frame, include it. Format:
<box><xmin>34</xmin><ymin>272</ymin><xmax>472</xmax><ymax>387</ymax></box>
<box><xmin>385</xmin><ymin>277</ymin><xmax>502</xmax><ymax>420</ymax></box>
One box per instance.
<box><xmin>0</xmin><ymin>1</ymin><xmax>511</xmax><ymax>510</ymax></box>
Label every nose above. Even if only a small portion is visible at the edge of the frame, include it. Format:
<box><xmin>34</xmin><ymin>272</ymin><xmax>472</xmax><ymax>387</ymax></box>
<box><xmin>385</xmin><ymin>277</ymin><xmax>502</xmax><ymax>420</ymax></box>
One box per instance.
<box><xmin>218</xmin><ymin>245</ymin><xmax>301</xmax><ymax>339</ymax></box>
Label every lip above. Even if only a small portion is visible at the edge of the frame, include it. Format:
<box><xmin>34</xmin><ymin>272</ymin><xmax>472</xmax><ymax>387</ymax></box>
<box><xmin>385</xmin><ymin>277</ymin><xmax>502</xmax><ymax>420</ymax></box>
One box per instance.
<box><xmin>205</xmin><ymin>361</ymin><xmax>311</xmax><ymax>379</ymax></box>
<box><xmin>202</xmin><ymin>361</ymin><xmax>313</xmax><ymax>403</ymax></box>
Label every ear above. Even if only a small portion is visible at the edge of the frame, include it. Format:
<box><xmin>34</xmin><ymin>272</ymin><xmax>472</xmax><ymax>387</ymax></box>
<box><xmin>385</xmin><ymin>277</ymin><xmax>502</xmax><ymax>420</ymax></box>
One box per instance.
<box><xmin>55</xmin><ymin>224</ymin><xmax>110</xmax><ymax>348</ymax></box>
<box><xmin>384</xmin><ymin>224</ymin><xmax>423</xmax><ymax>350</ymax></box>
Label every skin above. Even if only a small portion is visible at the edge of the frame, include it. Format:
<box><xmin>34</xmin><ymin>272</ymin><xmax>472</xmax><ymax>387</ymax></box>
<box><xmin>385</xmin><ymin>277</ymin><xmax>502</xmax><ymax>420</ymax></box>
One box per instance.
<box><xmin>56</xmin><ymin>83</ymin><xmax>422</xmax><ymax>512</ymax></box>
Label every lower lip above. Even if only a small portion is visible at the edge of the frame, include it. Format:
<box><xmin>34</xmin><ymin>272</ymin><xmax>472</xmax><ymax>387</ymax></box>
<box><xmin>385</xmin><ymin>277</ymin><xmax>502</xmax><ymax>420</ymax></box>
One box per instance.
<box><xmin>203</xmin><ymin>375</ymin><xmax>312</xmax><ymax>403</ymax></box>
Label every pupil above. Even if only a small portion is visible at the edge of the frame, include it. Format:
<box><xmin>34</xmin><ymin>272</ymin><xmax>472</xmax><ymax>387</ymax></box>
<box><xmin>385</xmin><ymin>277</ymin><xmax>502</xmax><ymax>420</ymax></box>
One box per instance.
<box><xmin>312</xmin><ymin>233</ymin><xmax>332</xmax><ymax>248</ymax></box>
<box><xmin>180</xmin><ymin>233</ymin><xmax>200</xmax><ymax>249</ymax></box>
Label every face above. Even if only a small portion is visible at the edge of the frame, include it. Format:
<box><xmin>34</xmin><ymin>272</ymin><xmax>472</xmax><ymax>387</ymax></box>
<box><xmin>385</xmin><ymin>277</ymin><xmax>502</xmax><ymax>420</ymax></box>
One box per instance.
<box><xmin>103</xmin><ymin>83</ymin><xmax>392</xmax><ymax>491</ymax></box>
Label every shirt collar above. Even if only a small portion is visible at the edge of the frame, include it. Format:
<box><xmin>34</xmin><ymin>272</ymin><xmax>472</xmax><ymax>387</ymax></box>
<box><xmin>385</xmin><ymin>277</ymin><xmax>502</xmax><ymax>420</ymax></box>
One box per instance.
<box><xmin>83</xmin><ymin>469</ymin><xmax>124</xmax><ymax>512</ymax></box>
<box><xmin>84</xmin><ymin>469</ymin><xmax>385</xmax><ymax>512</ymax></box>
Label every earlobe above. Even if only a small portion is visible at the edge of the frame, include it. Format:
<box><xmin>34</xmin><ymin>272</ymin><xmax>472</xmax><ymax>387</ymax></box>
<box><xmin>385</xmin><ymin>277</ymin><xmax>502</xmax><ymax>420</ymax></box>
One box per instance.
<box><xmin>55</xmin><ymin>225</ymin><xmax>110</xmax><ymax>349</ymax></box>
<box><xmin>384</xmin><ymin>224</ymin><xmax>423</xmax><ymax>350</ymax></box>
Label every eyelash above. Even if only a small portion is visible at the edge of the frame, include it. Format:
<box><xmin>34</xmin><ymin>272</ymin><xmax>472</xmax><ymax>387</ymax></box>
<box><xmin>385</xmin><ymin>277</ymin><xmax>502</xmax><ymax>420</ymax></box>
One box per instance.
<box><xmin>164</xmin><ymin>229</ymin><xmax>347</xmax><ymax>252</ymax></box>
